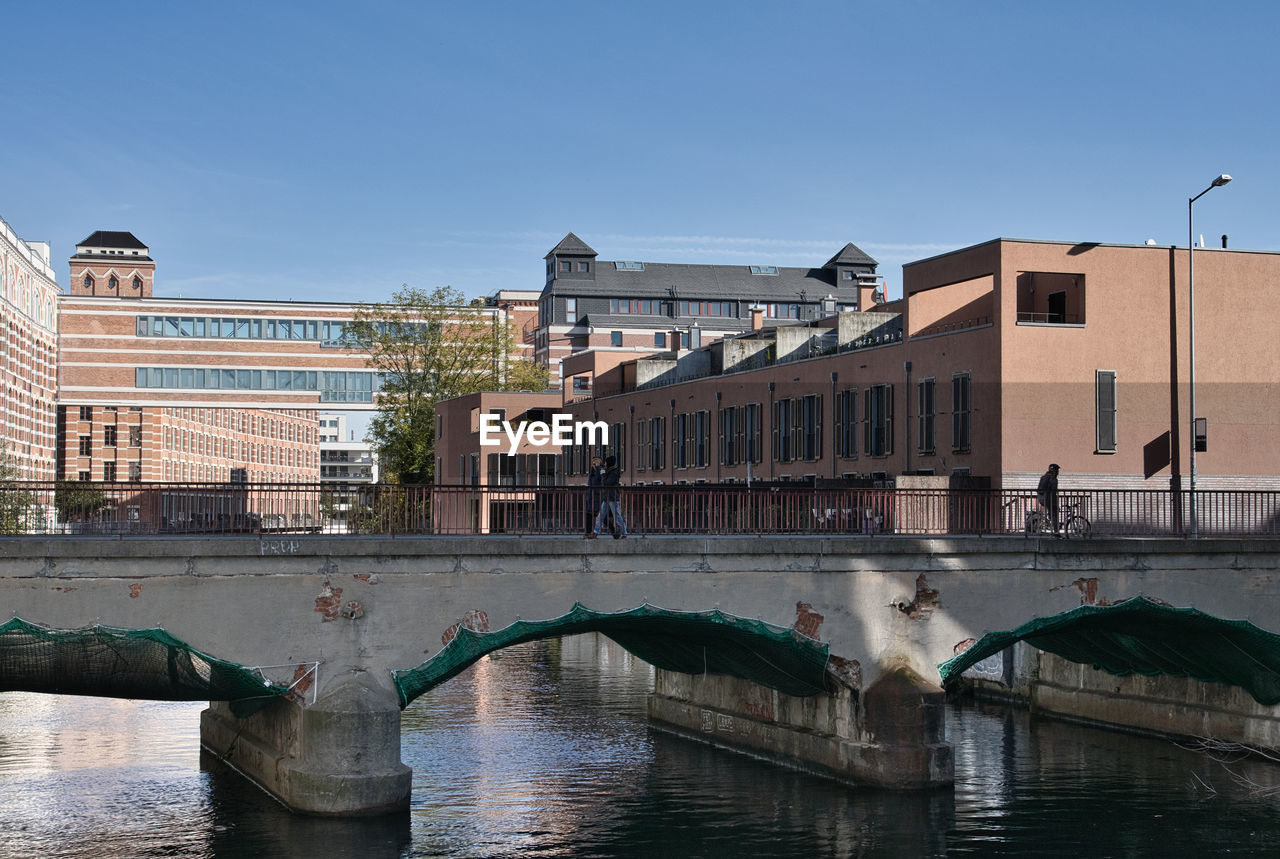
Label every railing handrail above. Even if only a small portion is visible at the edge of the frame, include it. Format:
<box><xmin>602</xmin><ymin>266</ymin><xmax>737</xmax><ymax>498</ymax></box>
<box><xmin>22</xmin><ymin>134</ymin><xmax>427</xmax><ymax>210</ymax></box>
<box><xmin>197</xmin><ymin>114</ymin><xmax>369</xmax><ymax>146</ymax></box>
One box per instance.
<box><xmin>1</xmin><ymin>482</ymin><xmax>1278</xmax><ymax>538</ymax></box>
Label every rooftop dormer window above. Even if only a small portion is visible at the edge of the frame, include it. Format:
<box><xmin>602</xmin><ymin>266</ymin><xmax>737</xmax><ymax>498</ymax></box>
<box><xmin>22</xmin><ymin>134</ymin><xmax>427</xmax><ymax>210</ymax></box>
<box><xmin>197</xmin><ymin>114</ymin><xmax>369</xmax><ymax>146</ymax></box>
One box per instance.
<box><xmin>615</xmin><ymin>261</ymin><xmax>645</xmax><ymax>271</ymax></box>
<box><xmin>749</xmin><ymin>265</ymin><xmax>779</xmax><ymax>275</ymax></box>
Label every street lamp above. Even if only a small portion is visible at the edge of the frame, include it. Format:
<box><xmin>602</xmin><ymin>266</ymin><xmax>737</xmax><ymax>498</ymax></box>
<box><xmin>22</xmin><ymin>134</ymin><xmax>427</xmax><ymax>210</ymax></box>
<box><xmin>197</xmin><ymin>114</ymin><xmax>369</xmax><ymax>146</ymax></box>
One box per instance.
<box><xmin>1188</xmin><ymin>173</ymin><xmax>1232</xmax><ymax>538</ymax></box>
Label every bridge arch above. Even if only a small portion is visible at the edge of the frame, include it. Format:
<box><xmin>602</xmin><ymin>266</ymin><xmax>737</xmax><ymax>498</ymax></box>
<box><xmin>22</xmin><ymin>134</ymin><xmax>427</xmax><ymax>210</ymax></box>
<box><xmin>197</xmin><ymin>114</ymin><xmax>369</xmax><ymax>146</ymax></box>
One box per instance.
<box><xmin>0</xmin><ymin>617</ymin><xmax>292</xmax><ymax>716</ymax></box>
<box><xmin>392</xmin><ymin>602</ymin><xmax>831</xmax><ymax>708</ymax></box>
<box><xmin>939</xmin><ymin>596</ymin><xmax>1280</xmax><ymax>705</ymax></box>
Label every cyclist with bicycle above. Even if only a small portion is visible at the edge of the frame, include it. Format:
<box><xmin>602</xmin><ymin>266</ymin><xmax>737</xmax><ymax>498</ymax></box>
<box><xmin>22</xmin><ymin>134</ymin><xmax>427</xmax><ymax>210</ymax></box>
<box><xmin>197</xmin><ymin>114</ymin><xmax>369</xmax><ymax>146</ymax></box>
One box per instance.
<box><xmin>1037</xmin><ymin>463</ymin><xmax>1060</xmax><ymax>534</ymax></box>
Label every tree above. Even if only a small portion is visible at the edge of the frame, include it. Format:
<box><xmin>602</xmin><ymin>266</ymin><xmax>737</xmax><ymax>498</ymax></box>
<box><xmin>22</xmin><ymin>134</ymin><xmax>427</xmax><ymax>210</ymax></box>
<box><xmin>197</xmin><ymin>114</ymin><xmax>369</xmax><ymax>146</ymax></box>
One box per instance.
<box><xmin>0</xmin><ymin>442</ymin><xmax>36</xmax><ymax>534</ymax></box>
<box><xmin>350</xmin><ymin>285</ymin><xmax>548</xmax><ymax>483</ymax></box>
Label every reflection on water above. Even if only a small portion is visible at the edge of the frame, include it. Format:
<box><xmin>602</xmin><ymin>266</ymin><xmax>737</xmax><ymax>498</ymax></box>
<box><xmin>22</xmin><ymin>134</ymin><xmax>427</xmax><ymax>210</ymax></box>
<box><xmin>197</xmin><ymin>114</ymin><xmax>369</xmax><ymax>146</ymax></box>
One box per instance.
<box><xmin>2</xmin><ymin>635</ymin><xmax>1280</xmax><ymax>857</ymax></box>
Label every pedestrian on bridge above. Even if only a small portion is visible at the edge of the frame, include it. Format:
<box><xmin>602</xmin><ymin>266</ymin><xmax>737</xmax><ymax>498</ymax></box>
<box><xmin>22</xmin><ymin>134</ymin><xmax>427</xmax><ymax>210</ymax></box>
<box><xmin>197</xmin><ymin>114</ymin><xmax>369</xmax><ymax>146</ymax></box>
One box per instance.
<box><xmin>584</xmin><ymin>456</ymin><xmax>604</xmax><ymax>537</ymax></box>
<box><xmin>586</xmin><ymin>455</ymin><xmax>627</xmax><ymax>539</ymax></box>
<box><xmin>1037</xmin><ymin>463</ymin><xmax>1060</xmax><ymax>534</ymax></box>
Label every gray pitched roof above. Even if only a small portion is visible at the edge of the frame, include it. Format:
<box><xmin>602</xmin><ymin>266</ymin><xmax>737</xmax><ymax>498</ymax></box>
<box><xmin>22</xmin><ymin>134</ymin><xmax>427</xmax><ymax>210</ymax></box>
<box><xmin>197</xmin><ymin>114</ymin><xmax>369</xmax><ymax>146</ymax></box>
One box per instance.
<box><xmin>823</xmin><ymin>242</ymin><xmax>877</xmax><ymax>269</ymax></box>
<box><xmin>76</xmin><ymin>230</ymin><xmax>148</xmax><ymax>250</ymax></box>
<box><xmin>544</xmin><ymin>232</ymin><xmax>597</xmax><ymax>259</ymax></box>
<box><xmin>553</xmin><ymin>262</ymin><xmax>858</xmax><ymax>302</ymax></box>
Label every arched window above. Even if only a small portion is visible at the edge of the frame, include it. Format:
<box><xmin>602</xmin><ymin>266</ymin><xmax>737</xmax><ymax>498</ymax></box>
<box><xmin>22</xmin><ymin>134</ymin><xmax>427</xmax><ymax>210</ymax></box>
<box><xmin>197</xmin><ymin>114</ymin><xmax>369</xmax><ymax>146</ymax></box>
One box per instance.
<box><xmin>109</xmin><ymin>275</ymin><xmax>119</xmax><ymax>290</ymax></box>
<box><xmin>132</xmin><ymin>276</ymin><xmax>142</xmax><ymax>291</ymax></box>
<box><xmin>83</xmin><ymin>274</ymin><xmax>93</xmax><ymax>290</ymax></box>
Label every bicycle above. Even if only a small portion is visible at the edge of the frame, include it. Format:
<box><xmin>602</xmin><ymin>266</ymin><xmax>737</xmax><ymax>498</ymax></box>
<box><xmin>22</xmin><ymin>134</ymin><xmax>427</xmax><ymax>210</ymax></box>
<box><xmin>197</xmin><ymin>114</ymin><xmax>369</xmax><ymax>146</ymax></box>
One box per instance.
<box><xmin>1024</xmin><ymin>502</ymin><xmax>1091</xmax><ymax>538</ymax></box>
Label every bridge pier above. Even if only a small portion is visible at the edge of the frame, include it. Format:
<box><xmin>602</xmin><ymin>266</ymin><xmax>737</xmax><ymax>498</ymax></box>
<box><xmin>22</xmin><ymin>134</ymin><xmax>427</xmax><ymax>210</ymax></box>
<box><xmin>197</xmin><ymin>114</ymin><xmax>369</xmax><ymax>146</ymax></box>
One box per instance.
<box><xmin>200</xmin><ymin>677</ymin><xmax>411</xmax><ymax>816</ymax></box>
<box><xmin>647</xmin><ymin>667</ymin><xmax>953</xmax><ymax>789</ymax></box>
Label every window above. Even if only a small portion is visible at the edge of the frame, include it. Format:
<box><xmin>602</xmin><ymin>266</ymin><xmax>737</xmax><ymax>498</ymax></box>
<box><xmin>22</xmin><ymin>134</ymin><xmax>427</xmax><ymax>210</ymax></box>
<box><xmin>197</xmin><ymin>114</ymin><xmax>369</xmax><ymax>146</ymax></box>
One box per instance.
<box><xmin>132</xmin><ymin>276</ymin><xmax>142</xmax><ymax>291</ymax></box>
<box><xmin>841</xmin><ymin>271</ymin><xmax>854</xmax><ymax>281</ymax></box>
<box><xmin>773</xmin><ymin>398</ymin><xmax>794</xmax><ymax>463</ymax></box>
<box><xmin>749</xmin><ymin>265</ymin><xmax>779</xmax><ymax>275</ymax></box>
<box><xmin>102</xmin><ymin>462</ymin><xmax>116</xmax><ymax>482</ymax></box>
<box><xmin>673</xmin><ymin>413</ymin><xmax>688</xmax><ymax>469</ymax></box>
<box><xmin>744</xmin><ymin>403</ymin><xmax>763</xmax><ymax>464</ymax></box>
<box><xmin>577</xmin><ymin>262</ymin><xmax>589</xmax><ymax>272</ymax></box>
<box><xmin>572</xmin><ymin>376</ymin><xmax>591</xmax><ymax>394</ymax></box>
<box><xmin>864</xmin><ymin>384</ymin><xmax>893</xmax><ymax>457</ymax></box>
<box><xmin>678</xmin><ymin>300</ymin><xmax>734</xmax><ymax>317</ymax></box>
<box><xmin>83</xmin><ymin>274</ymin><xmax>93</xmax><ymax>290</ymax></box>
<box><xmin>79</xmin><ymin>406</ymin><xmax>92</xmax><ymax>421</ymax></box>
<box><xmin>610</xmin><ymin>331</ymin><xmax>622</xmax><ymax>347</ymax></box>
<box><xmin>918</xmin><ymin>379</ymin><xmax>935</xmax><ymax>454</ymax></box>
<box><xmin>103</xmin><ymin>426</ymin><xmax>117</xmax><ymax>447</ymax></box>
<box><xmin>649</xmin><ymin>416</ymin><xmax>666</xmax><ymax>471</ymax></box>
<box><xmin>952</xmin><ymin>373</ymin><xmax>971</xmax><ymax>453</ymax></box>
<box><xmin>564</xmin><ymin>298</ymin><xmax>577</xmax><ymax>320</ymax></box>
<box><xmin>694</xmin><ymin>411</ymin><xmax>710</xmax><ymax>468</ymax></box>
<box><xmin>765</xmin><ymin>303</ymin><xmax>801</xmax><ymax>319</ymax></box>
<box><xmin>615</xmin><ymin>261</ymin><xmax>644</xmax><ymax>271</ymax></box>
<box><xmin>836</xmin><ymin>389</ymin><xmax>857</xmax><ymax>459</ymax></box>
<box><xmin>78</xmin><ymin>471</ymin><xmax>91</xmax><ymax>482</ymax></box>
<box><xmin>610</xmin><ymin>298</ymin><xmax>660</xmax><ymax>314</ymax></box>
<box><xmin>719</xmin><ymin>406</ymin><xmax>737</xmax><ymax>465</ymax></box>
<box><xmin>635</xmin><ymin>418</ymin><xmax>648</xmax><ymax>472</ymax></box>
<box><xmin>611</xmin><ymin>422</ymin><xmax>626</xmax><ymax>470</ymax></box>
<box><xmin>109</xmin><ymin>275</ymin><xmax>118</xmax><ymax>290</ymax></box>
<box><xmin>654</xmin><ymin>332</ymin><xmax>667</xmax><ymax>348</ymax></box>
<box><xmin>560</xmin><ymin>260</ymin><xmax>571</xmax><ymax>272</ymax></box>
<box><xmin>1096</xmin><ymin>370</ymin><xmax>1117</xmax><ymax>453</ymax></box>
<box><xmin>78</xmin><ymin>435</ymin><xmax>91</xmax><ymax>456</ymax></box>
<box><xmin>129</xmin><ymin>426</ymin><xmax>142</xmax><ymax>447</ymax></box>
<box><xmin>800</xmin><ymin>394</ymin><xmax>822</xmax><ymax>461</ymax></box>
<box><xmin>128</xmin><ymin>462</ymin><xmax>141</xmax><ymax>482</ymax></box>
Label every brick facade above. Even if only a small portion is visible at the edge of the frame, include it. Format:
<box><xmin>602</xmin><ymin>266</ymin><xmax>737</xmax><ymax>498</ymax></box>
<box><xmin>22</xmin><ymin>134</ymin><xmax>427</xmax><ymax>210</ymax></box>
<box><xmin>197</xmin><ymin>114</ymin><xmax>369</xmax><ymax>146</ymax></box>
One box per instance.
<box><xmin>0</xmin><ymin>216</ymin><xmax>58</xmax><ymax>480</ymax></box>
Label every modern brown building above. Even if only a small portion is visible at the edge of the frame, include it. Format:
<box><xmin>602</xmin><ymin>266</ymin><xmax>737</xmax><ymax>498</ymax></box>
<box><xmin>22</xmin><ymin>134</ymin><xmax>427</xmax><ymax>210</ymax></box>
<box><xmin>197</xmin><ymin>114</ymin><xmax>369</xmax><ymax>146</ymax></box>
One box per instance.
<box><xmin>442</xmin><ymin>237</ymin><xmax>1280</xmax><ymax>498</ymax></box>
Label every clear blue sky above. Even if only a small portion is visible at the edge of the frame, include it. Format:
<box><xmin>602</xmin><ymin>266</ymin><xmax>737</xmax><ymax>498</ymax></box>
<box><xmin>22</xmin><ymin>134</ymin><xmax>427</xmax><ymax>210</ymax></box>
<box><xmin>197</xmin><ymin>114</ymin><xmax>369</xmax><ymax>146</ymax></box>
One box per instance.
<box><xmin>3</xmin><ymin>1</ymin><xmax>1275</xmax><ymax>303</ymax></box>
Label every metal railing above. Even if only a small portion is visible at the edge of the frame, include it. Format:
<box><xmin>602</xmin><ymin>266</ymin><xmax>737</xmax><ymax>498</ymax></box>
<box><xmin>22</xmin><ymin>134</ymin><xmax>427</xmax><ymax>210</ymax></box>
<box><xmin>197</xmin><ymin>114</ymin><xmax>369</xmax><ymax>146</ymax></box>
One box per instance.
<box><xmin>1</xmin><ymin>482</ymin><xmax>1278</xmax><ymax>538</ymax></box>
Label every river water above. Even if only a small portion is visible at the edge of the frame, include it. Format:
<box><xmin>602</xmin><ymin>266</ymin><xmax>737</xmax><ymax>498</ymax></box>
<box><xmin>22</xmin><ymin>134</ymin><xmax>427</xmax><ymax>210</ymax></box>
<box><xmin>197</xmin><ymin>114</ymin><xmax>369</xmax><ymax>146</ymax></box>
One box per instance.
<box><xmin>3</xmin><ymin>634</ymin><xmax>1280</xmax><ymax>857</ymax></box>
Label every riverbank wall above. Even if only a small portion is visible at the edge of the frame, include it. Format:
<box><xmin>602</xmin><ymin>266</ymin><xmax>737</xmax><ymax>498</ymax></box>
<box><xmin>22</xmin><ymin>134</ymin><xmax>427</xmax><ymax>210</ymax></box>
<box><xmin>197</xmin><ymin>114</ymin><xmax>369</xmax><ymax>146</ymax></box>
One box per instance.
<box><xmin>962</xmin><ymin>644</ymin><xmax>1280</xmax><ymax>750</ymax></box>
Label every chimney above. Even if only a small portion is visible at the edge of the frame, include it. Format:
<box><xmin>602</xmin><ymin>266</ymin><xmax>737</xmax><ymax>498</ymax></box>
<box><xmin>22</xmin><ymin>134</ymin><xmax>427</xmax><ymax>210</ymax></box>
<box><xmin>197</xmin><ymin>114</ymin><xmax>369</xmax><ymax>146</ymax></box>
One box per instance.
<box><xmin>750</xmin><ymin>305</ymin><xmax>764</xmax><ymax>331</ymax></box>
<box><xmin>1222</xmin><ymin>234</ymin><xmax>1229</xmax><ymax>249</ymax></box>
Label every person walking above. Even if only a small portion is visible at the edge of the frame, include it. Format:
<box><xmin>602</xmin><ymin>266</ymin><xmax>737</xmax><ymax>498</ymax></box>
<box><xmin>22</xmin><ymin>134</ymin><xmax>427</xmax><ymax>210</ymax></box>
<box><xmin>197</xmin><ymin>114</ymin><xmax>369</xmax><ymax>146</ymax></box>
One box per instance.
<box><xmin>585</xmin><ymin>455</ymin><xmax>627</xmax><ymax>539</ymax></box>
<box><xmin>584</xmin><ymin>456</ymin><xmax>604</xmax><ymax>537</ymax></box>
<box><xmin>1037</xmin><ymin>463</ymin><xmax>1061</xmax><ymax>534</ymax></box>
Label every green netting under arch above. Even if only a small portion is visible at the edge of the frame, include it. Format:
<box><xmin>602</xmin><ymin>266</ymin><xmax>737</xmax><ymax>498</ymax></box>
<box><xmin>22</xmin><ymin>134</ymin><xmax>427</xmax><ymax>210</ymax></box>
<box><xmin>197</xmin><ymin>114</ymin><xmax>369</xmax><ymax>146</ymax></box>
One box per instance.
<box><xmin>0</xmin><ymin>617</ymin><xmax>291</xmax><ymax>717</ymax></box>
<box><xmin>938</xmin><ymin>596</ymin><xmax>1280</xmax><ymax>705</ymax></box>
<box><xmin>392</xmin><ymin>602</ymin><xmax>831</xmax><ymax>708</ymax></box>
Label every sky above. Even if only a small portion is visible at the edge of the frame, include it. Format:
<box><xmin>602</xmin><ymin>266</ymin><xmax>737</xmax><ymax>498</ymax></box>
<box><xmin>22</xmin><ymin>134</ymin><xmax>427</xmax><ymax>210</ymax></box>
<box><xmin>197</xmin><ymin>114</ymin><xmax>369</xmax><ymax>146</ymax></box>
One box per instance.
<box><xmin>2</xmin><ymin>1</ymin><xmax>1276</xmax><ymax>306</ymax></box>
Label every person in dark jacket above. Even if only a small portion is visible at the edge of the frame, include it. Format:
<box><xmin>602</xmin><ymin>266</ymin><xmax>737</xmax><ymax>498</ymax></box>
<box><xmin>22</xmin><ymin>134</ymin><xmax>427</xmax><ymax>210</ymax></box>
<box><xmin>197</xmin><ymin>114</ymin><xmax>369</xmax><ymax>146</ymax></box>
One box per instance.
<box><xmin>1037</xmin><ymin>463</ymin><xmax>1060</xmax><ymax>533</ymax></box>
<box><xmin>585</xmin><ymin>455</ymin><xmax>627</xmax><ymax>539</ymax></box>
<box><xmin>584</xmin><ymin>456</ymin><xmax>604</xmax><ymax>536</ymax></box>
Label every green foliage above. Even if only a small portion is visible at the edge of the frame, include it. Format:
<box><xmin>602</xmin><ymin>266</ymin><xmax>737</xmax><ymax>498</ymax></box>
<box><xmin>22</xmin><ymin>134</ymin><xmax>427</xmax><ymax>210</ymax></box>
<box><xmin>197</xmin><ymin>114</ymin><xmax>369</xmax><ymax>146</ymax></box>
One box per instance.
<box><xmin>350</xmin><ymin>285</ymin><xmax>549</xmax><ymax>483</ymax></box>
<box><xmin>0</xmin><ymin>443</ymin><xmax>35</xmax><ymax>534</ymax></box>
<box><xmin>53</xmin><ymin>480</ymin><xmax>107</xmax><ymax>524</ymax></box>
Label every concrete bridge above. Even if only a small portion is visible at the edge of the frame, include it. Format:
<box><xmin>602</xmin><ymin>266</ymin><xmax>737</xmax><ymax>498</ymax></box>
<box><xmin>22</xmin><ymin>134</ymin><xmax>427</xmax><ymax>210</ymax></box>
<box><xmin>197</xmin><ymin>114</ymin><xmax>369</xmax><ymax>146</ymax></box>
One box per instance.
<box><xmin>1</xmin><ymin>535</ymin><xmax>1279</xmax><ymax>815</ymax></box>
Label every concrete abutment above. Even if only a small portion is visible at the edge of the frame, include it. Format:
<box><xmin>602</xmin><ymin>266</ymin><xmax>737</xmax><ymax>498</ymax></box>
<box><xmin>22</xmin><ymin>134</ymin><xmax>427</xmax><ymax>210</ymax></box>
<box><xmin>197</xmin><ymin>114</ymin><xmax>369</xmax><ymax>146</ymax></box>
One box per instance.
<box><xmin>200</xmin><ymin>677</ymin><xmax>411</xmax><ymax>816</ymax></box>
<box><xmin>647</xmin><ymin>667</ymin><xmax>953</xmax><ymax>789</ymax></box>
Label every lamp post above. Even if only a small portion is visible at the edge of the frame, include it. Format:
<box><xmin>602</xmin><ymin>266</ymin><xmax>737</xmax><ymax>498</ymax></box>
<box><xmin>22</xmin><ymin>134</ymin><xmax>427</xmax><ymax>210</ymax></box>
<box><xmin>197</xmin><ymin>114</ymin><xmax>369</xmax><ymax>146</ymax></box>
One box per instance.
<box><xmin>1188</xmin><ymin>173</ymin><xmax>1232</xmax><ymax>538</ymax></box>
